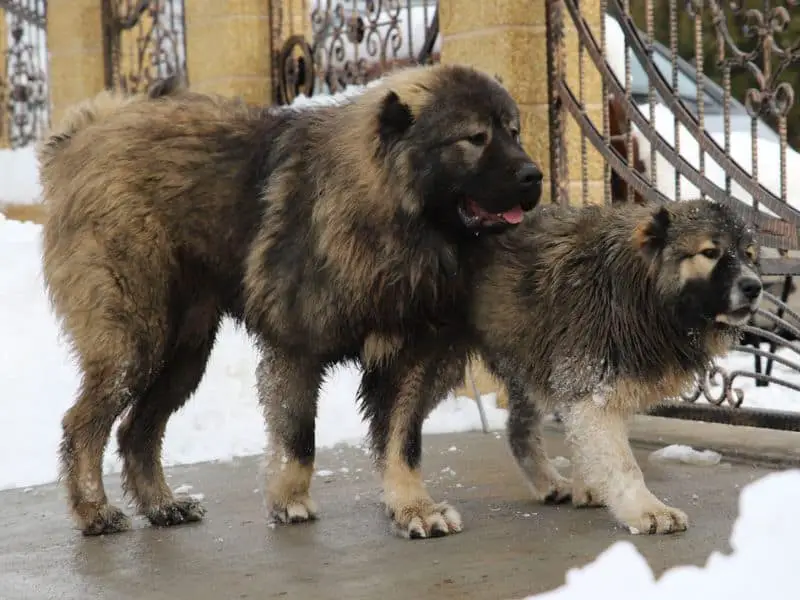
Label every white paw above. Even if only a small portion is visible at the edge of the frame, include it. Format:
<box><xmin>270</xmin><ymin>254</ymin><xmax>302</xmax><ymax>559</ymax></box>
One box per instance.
<box><xmin>268</xmin><ymin>496</ymin><xmax>318</xmax><ymax>525</ymax></box>
<box><xmin>617</xmin><ymin>500</ymin><xmax>688</xmax><ymax>535</ymax></box>
<box><xmin>388</xmin><ymin>501</ymin><xmax>463</xmax><ymax>540</ymax></box>
<box><xmin>571</xmin><ymin>483</ymin><xmax>604</xmax><ymax>508</ymax></box>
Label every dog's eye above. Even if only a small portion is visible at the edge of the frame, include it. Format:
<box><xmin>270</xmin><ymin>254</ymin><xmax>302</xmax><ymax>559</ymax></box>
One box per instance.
<box><xmin>509</xmin><ymin>128</ymin><xmax>520</xmax><ymax>141</ymax></box>
<box><xmin>467</xmin><ymin>132</ymin><xmax>488</xmax><ymax>146</ymax></box>
<box><xmin>745</xmin><ymin>246</ymin><xmax>757</xmax><ymax>263</ymax></box>
<box><xmin>700</xmin><ymin>247</ymin><xmax>721</xmax><ymax>260</ymax></box>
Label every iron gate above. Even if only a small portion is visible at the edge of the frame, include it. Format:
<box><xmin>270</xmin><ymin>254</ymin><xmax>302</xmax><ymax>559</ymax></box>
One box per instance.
<box><xmin>102</xmin><ymin>0</ymin><xmax>187</xmax><ymax>94</ymax></box>
<box><xmin>547</xmin><ymin>0</ymin><xmax>800</xmax><ymax>430</ymax></box>
<box><xmin>271</xmin><ymin>0</ymin><xmax>440</xmax><ymax>105</ymax></box>
<box><xmin>0</xmin><ymin>0</ymin><xmax>48</xmax><ymax>148</ymax></box>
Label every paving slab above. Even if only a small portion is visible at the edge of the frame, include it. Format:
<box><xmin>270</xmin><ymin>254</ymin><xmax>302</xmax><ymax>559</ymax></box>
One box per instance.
<box><xmin>0</xmin><ymin>429</ymin><xmax>787</xmax><ymax>600</ymax></box>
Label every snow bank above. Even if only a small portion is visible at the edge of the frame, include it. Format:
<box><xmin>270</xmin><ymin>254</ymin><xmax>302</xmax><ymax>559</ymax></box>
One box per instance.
<box><xmin>0</xmin><ymin>147</ymin><xmax>42</xmax><ymax>205</ymax></box>
<box><xmin>648</xmin><ymin>444</ymin><xmax>721</xmax><ymax>466</ymax></box>
<box><xmin>527</xmin><ymin>469</ymin><xmax>800</xmax><ymax>600</ymax></box>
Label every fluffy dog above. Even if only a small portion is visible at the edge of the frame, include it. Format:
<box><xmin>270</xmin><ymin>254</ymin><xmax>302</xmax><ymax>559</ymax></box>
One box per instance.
<box><xmin>470</xmin><ymin>199</ymin><xmax>762</xmax><ymax>534</ymax></box>
<box><xmin>38</xmin><ymin>64</ymin><xmax>542</xmax><ymax>537</ymax></box>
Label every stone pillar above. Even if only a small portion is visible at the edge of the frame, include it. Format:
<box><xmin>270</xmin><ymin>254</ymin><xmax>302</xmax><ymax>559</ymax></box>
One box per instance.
<box><xmin>184</xmin><ymin>0</ymin><xmax>273</xmax><ymax>104</ymax></box>
<box><xmin>439</xmin><ymin>1</ymin><xmax>604</xmax><ymax>407</ymax></box>
<box><xmin>47</xmin><ymin>0</ymin><xmax>106</xmax><ymax>129</ymax></box>
<box><xmin>0</xmin><ymin>12</ymin><xmax>8</xmax><ymax>147</ymax></box>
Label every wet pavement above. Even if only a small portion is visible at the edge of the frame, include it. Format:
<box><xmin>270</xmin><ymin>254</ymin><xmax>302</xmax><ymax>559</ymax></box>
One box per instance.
<box><xmin>0</xmin><ymin>425</ymin><xmax>790</xmax><ymax>600</ymax></box>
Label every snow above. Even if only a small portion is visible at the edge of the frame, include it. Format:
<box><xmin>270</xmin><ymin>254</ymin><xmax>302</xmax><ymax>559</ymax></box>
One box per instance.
<box><xmin>526</xmin><ymin>469</ymin><xmax>800</xmax><ymax>600</ymax></box>
<box><xmin>0</xmin><ymin>147</ymin><xmax>42</xmax><ymax>205</ymax></box>
<box><xmin>648</xmin><ymin>444</ymin><xmax>722</xmax><ymax>466</ymax></box>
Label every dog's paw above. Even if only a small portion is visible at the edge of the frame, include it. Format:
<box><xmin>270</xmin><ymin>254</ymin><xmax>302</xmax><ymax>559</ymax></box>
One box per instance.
<box><xmin>530</xmin><ymin>471</ymin><xmax>573</xmax><ymax>505</ymax></box>
<box><xmin>619</xmin><ymin>501</ymin><xmax>688</xmax><ymax>535</ymax></box>
<box><xmin>268</xmin><ymin>495</ymin><xmax>318</xmax><ymax>525</ymax></box>
<box><xmin>572</xmin><ymin>483</ymin><xmax>604</xmax><ymax>508</ymax></box>
<box><xmin>146</xmin><ymin>498</ymin><xmax>207</xmax><ymax>527</ymax></box>
<box><xmin>387</xmin><ymin>500</ymin><xmax>463</xmax><ymax>540</ymax></box>
<box><xmin>79</xmin><ymin>503</ymin><xmax>132</xmax><ymax>536</ymax></box>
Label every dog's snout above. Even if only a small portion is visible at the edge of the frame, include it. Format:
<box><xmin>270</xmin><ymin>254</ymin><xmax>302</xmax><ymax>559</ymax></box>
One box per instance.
<box><xmin>516</xmin><ymin>163</ymin><xmax>543</xmax><ymax>188</ymax></box>
<box><xmin>738</xmin><ymin>277</ymin><xmax>762</xmax><ymax>301</ymax></box>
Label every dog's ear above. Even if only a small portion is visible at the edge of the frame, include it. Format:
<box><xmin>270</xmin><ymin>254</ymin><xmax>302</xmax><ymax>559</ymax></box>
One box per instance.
<box><xmin>378</xmin><ymin>90</ymin><xmax>414</xmax><ymax>150</ymax></box>
<box><xmin>633</xmin><ymin>205</ymin><xmax>672</xmax><ymax>253</ymax></box>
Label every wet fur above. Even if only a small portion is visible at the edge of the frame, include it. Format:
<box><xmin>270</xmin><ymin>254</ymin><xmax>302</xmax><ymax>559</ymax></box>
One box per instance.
<box><xmin>38</xmin><ymin>64</ymin><xmax>540</xmax><ymax>538</ymax></box>
<box><xmin>470</xmin><ymin>200</ymin><xmax>760</xmax><ymax>534</ymax></box>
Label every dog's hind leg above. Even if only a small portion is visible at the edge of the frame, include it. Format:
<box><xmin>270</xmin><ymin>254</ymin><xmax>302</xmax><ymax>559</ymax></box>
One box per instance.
<box><xmin>360</xmin><ymin>351</ymin><xmax>466</xmax><ymax>540</ymax></box>
<box><xmin>61</xmin><ymin>355</ymin><xmax>152</xmax><ymax>535</ymax></box>
<box><xmin>257</xmin><ymin>345</ymin><xmax>322</xmax><ymax>525</ymax></box>
<box><xmin>116</xmin><ymin>305</ymin><xmax>220</xmax><ymax>528</ymax></box>
<box><xmin>504</xmin><ymin>378</ymin><xmax>572</xmax><ymax>505</ymax></box>
<box><xmin>561</xmin><ymin>398</ymin><xmax>688</xmax><ymax>534</ymax></box>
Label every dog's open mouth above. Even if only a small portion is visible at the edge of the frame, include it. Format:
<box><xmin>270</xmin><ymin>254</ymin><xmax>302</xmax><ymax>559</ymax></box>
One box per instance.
<box><xmin>715</xmin><ymin>306</ymin><xmax>755</xmax><ymax>326</ymax></box>
<box><xmin>458</xmin><ymin>198</ymin><xmax>525</xmax><ymax>228</ymax></box>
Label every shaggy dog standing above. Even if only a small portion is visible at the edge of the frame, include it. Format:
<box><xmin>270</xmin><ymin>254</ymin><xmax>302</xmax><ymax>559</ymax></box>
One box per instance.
<box><xmin>38</xmin><ymin>64</ymin><xmax>542</xmax><ymax>538</ymax></box>
<box><xmin>468</xmin><ymin>199</ymin><xmax>762</xmax><ymax>534</ymax></box>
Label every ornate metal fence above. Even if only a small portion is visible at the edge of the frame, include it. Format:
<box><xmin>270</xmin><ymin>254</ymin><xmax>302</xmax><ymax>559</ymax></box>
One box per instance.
<box><xmin>271</xmin><ymin>0</ymin><xmax>440</xmax><ymax>105</ymax></box>
<box><xmin>546</xmin><ymin>0</ymin><xmax>800</xmax><ymax>430</ymax></box>
<box><xmin>0</xmin><ymin>0</ymin><xmax>48</xmax><ymax>148</ymax></box>
<box><xmin>102</xmin><ymin>0</ymin><xmax>186</xmax><ymax>94</ymax></box>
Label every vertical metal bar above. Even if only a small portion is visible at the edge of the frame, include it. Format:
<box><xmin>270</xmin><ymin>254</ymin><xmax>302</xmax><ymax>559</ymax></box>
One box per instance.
<box><xmin>669</xmin><ymin>0</ymin><xmax>681</xmax><ymax>201</ymax></box>
<box><xmin>545</xmin><ymin>0</ymin><xmax>566</xmax><ymax>205</ymax></box>
<box><xmin>719</xmin><ymin>7</ymin><xmax>732</xmax><ymax>202</ymax></box>
<box><xmin>465</xmin><ymin>363</ymin><xmax>490</xmax><ymax>435</ymax></box>
<box><xmin>601</xmin><ymin>0</ymin><xmax>611</xmax><ymax>206</ymax></box>
<box><xmin>646</xmin><ymin>0</ymin><xmax>657</xmax><ymax>189</ymax></box>
<box><xmin>575</xmin><ymin>0</ymin><xmax>587</xmax><ymax>205</ymax></box>
<box><xmin>693</xmin><ymin>0</ymin><xmax>706</xmax><ymax>200</ymax></box>
<box><xmin>623</xmin><ymin>0</ymin><xmax>633</xmax><ymax>204</ymax></box>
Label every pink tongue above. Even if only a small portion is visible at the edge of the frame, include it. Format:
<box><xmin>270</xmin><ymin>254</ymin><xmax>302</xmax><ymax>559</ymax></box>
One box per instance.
<box><xmin>501</xmin><ymin>206</ymin><xmax>524</xmax><ymax>224</ymax></box>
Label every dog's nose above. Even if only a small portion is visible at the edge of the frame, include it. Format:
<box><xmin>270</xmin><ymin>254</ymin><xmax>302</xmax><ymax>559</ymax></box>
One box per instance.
<box><xmin>738</xmin><ymin>277</ymin><xmax>763</xmax><ymax>301</ymax></box>
<box><xmin>517</xmin><ymin>163</ymin><xmax>543</xmax><ymax>188</ymax></box>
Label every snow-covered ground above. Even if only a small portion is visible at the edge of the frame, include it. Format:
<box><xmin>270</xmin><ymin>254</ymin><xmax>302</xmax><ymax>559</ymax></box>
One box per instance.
<box><xmin>527</xmin><ymin>468</ymin><xmax>800</xmax><ymax>599</ymax></box>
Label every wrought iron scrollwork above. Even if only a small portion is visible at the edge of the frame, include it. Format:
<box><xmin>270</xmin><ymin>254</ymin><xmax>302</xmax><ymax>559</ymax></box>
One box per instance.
<box><xmin>274</xmin><ymin>1</ymin><xmax>439</xmax><ymax>103</ymax></box>
<box><xmin>276</xmin><ymin>35</ymin><xmax>315</xmax><ymax>105</ymax></box>
<box><xmin>1</xmin><ymin>2</ymin><xmax>49</xmax><ymax>148</ymax></box>
<box><xmin>103</xmin><ymin>0</ymin><xmax>187</xmax><ymax>94</ymax></box>
<box><xmin>704</xmin><ymin>0</ymin><xmax>800</xmax><ymax>120</ymax></box>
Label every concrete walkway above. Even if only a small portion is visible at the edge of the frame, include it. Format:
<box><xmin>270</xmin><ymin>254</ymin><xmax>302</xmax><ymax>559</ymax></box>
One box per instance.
<box><xmin>1</xmin><ymin>422</ymin><xmax>796</xmax><ymax>600</ymax></box>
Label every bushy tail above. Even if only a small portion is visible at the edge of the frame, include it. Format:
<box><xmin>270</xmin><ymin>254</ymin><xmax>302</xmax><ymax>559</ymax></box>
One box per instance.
<box><xmin>37</xmin><ymin>74</ymin><xmax>187</xmax><ymax>168</ymax></box>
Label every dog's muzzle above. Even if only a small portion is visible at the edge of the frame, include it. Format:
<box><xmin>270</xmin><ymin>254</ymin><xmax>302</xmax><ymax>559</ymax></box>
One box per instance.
<box><xmin>716</xmin><ymin>265</ymin><xmax>763</xmax><ymax>326</ymax></box>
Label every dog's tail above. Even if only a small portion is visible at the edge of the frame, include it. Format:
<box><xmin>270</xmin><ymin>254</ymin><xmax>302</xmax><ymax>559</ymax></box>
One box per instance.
<box><xmin>37</xmin><ymin>74</ymin><xmax>187</xmax><ymax>168</ymax></box>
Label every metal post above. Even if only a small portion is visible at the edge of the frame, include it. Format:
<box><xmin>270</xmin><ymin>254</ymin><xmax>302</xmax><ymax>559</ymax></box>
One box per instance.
<box><xmin>466</xmin><ymin>362</ymin><xmax>491</xmax><ymax>434</ymax></box>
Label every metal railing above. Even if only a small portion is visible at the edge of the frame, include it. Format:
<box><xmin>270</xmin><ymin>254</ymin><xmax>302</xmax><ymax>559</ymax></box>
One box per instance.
<box><xmin>272</xmin><ymin>0</ymin><xmax>440</xmax><ymax>105</ymax></box>
<box><xmin>546</xmin><ymin>0</ymin><xmax>800</xmax><ymax>429</ymax></box>
<box><xmin>0</xmin><ymin>0</ymin><xmax>48</xmax><ymax>148</ymax></box>
<box><xmin>102</xmin><ymin>0</ymin><xmax>186</xmax><ymax>94</ymax></box>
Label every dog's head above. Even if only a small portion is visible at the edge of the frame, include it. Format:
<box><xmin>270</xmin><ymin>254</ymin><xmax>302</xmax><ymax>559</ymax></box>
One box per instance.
<box><xmin>632</xmin><ymin>199</ymin><xmax>763</xmax><ymax>327</ymax></box>
<box><xmin>373</xmin><ymin>64</ymin><xmax>542</xmax><ymax>237</ymax></box>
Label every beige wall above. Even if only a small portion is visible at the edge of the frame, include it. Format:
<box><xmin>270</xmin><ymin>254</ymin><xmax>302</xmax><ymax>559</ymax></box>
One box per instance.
<box><xmin>47</xmin><ymin>0</ymin><xmax>105</xmax><ymax>130</ymax></box>
<box><xmin>184</xmin><ymin>0</ymin><xmax>273</xmax><ymax>104</ymax></box>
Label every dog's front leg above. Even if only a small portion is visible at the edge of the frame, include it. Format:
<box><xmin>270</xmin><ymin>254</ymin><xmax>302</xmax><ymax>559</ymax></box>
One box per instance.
<box><xmin>505</xmin><ymin>379</ymin><xmax>572</xmax><ymax>504</ymax></box>
<box><xmin>561</xmin><ymin>397</ymin><xmax>688</xmax><ymax>534</ymax></box>
<box><xmin>360</xmin><ymin>355</ymin><xmax>464</xmax><ymax>540</ymax></box>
